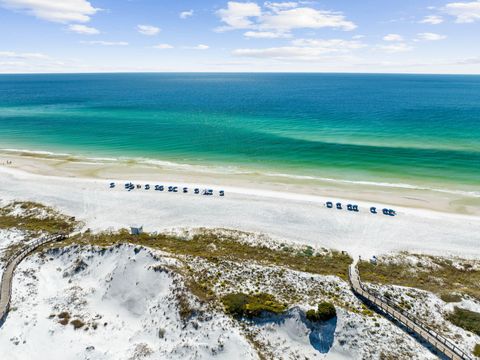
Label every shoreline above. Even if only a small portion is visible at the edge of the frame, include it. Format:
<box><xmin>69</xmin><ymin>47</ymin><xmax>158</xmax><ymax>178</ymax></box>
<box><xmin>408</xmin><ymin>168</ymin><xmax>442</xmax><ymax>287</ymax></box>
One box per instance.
<box><xmin>1</xmin><ymin>150</ymin><xmax>479</xmax><ymax>217</ymax></box>
<box><xmin>0</xmin><ymin>152</ymin><xmax>479</xmax><ymax>260</ymax></box>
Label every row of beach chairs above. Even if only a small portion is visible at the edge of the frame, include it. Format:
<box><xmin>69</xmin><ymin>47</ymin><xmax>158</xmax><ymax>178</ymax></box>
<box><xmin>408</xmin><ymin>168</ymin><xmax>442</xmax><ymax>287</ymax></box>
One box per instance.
<box><xmin>109</xmin><ymin>182</ymin><xmax>225</xmax><ymax>197</ymax></box>
<box><xmin>325</xmin><ymin>201</ymin><xmax>396</xmax><ymax>216</ymax></box>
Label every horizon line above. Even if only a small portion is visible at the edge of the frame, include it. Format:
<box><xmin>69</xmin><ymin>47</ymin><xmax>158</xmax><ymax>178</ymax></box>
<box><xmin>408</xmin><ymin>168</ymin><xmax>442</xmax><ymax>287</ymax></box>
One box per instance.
<box><xmin>1</xmin><ymin>71</ymin><xmax>480</xmax><ymax>76</ymax></box>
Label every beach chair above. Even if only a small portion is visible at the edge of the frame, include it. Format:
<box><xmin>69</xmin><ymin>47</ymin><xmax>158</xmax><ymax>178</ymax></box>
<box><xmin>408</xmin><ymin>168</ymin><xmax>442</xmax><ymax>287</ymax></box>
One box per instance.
<box><xmin>326</xmin><ymin>202</ymin><xmax>333</xmax><ymax>208</ymax></box>
<box><xmin>370</xmin><ymin>207</ymin><xmax>377</xmax><ymax>214</ymax></box>
<box><xmin>389</xmin><ymin>209</ymin><xmax>396</xmax><ymax>216</ymax></box>
<box><xmin>336</xmin><ymin>203</ymin><xmax>342</xmax><ymax>210</ymax></box>
<box><xmin>168</xmin><ymin>186</ymin><xmax>173</xmax><ymax>192</ymax></box>
<box><xmin>353</xmin><ymin>205</ymin><xmax>359</xmax><ymax>212</ymax></box>
<box><xmin>194</xmin><ymin>188</ymin><xmax>200</xmax><ymax>194</ymax></box>
<box><xmin>173</xmin><ymin>187</ymin><xmax>178</xmax><ymax>193</ymax></box>
<box><xmin>145</xmin><ymin>184</ymin><xmax>150</xmax><ymax>190</ymax></box>
<box><xmin>347</xmin><ymin>204</ymin><xmax>353</xmax><ymax>211</ymax></box>
<box><xmin>136</xmin><ymin>184</ymin><xmax>141</xmax><ymax>189</ymax></box>
<box><xmin>183</xmin><ymin>187</ymin><xmax>188</xmax><ymax>193</ymax></box>
<box><xmin>110</xmin><ymin>182</ymin><xmax>115</xmax><ymax>188</ymax></box>
<box><xmin>219</xmin><ymin>190</ymin><xmax>225</xmax><ymax>197</ymax></box>
<box><xmin>382</xmin><ymin>208</ymin><xmax>389</xmax><ymax>215</ymax></box>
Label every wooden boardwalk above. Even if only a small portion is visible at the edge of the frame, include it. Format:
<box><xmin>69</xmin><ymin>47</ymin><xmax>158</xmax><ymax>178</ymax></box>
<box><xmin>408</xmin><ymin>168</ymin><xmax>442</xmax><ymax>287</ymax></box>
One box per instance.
<box><xmin>349</xmin><ymin>263</ymin><xmax>473</xmax><ymax>360</ymax></box>
<box><xmin>0</xmin><ymin>233</ymin><xmax>66</xmax><ymax>326</ymax></box>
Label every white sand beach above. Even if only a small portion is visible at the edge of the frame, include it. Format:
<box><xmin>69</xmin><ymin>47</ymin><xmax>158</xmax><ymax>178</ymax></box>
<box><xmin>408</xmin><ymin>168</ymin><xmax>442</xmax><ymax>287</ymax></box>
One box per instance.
<box><xmin>0</xmin><ymin>155</ymin><xmax>479</xmax><ymax>260</ymax></box>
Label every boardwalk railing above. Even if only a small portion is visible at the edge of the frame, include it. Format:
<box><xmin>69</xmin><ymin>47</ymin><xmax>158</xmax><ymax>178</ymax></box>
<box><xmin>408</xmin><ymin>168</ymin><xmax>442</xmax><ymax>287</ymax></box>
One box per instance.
<box><xmin>0</xmin><ymin>233</ymin><xmax>66</xmax><ymax>325</ymax></box>
<box><xmin>349</xmin><ymin>264</ymin><xmax>473</xmax><ymax>360</ymax></box>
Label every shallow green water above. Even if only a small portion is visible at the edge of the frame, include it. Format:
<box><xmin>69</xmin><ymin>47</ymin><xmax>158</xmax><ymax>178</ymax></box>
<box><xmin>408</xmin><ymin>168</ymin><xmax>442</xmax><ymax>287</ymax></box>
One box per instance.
<box><xmin>0</xmin><ymin>73</ymin><xmax>479</xmax><ymax>194</ymax></box>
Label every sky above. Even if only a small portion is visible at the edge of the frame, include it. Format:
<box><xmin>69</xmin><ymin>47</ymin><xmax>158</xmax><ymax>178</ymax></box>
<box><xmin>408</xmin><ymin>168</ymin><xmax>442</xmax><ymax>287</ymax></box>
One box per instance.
<box><xmin>0</xmin><ymin>0</ymin><xmax>480</xmax><ymax>73</ymax></box>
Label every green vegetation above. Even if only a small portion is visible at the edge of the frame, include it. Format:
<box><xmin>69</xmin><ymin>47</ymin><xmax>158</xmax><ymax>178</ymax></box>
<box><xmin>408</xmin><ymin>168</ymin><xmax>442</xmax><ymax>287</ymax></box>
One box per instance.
<box><xmin>44</xmin><ymin>229</ymin><xmax>352</xmax><ymax>279</ymax></box>
<box><xmin>306</xmin><ymin>301</ymin><xmax>336</xmax><ymax>322</ymax></box>
<box><xmin>447</xmin><ymin>307</ymin><xmax>480</xmax><ymax>336</ymax></box>
<box><xmin>473</xmin><ymin>343</ymin><xmax>480</xmax><ymax>357</ymax></box>
<box><xmin>0</xmin><ymin>201</ymin><xmax>77</xmax><ymax>235</ymax></box>
<box><xmin>222</xmin><ymin>292</ymin><xmax>287</xmax><ymax>318</ymax></box>
<box><xmin>0</xmin><ymin>201</ymin><xmax>77</xmax><ymax>261</ymax></box>
<box><xmin>358</xmin><ymin>255</ymin><xmax>480</xmax><ymax>301</ymax></box>
<box><xmin>440</xmin><ymin>293</ymin><xmax>462</xmax><ymax>303</ymax></box>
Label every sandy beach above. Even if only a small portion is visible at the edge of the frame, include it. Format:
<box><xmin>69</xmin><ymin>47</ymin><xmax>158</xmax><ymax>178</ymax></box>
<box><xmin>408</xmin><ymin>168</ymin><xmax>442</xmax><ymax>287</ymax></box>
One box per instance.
<box><xmin>1</xmin><ymin>152</ymin><xmax>479</xmax><ymax>260</ymax></box>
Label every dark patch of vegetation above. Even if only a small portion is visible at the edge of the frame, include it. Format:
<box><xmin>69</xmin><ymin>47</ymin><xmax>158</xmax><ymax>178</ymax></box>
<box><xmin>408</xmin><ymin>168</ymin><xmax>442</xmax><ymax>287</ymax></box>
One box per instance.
<box><xmin>473</xmin><ymin>343</ymin><xmax>480</xmax><ymax>357</ymax></box>
<box><xmin>46</xmin><ymin>229</ymin><xmax>352</xmax><ymax>279</ymax></box>
<box><xmin>358</xmin><ymin>255</ymin><xmax>480</xmax><ymax>301</ymax></box>
<box><xmin>57</xmin><ymin>311</ymin><xmax>70</xmax><ymax>325</ymax></box>
<box><xmin>447</xmin><ymin>307</ymin><xmax>480</xmax><ymax>336</ymax></box>
<box><xmin>70</xmin><ymin>319</ymin><xmax>85</xmax><ymax>330</ymax></box>
<box><xmin>440</xmin><ymin>293</ymin><xmax>462</xmax><ymax>303</ymax></box>
<box><xmin>222</xmin><ymin>292</ymin><xmax>287</xmax><ymax>318</ymax></box>
<box><xmin>306</xmin><ymin>301</ymin><xmax>336</xmax><ymax>322</ymax></box>
<box><xmin>176</xmin><ymin>290</ymin><xmax>195</xmax><ymax>321</ymax></box>
<box><xmin>0</xmin><ymin>201</ymin><xmax>77</xmax><ymax>236</ymax></box>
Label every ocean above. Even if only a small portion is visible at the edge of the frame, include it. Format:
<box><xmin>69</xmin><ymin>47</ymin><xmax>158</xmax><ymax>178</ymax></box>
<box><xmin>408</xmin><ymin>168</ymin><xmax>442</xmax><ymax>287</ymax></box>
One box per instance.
<box><xmin>0</xmin><ymin>73</ymin><xmax>479</xmax><ymax>195</ymax></box>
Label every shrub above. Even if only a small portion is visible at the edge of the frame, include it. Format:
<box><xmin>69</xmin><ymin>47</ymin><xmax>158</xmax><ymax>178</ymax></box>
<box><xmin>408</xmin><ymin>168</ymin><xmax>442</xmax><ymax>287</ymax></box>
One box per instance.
<box><xmin>306</xmin><ymin>301</ymin><xmax>336</xmax><ymax>322</ymax></box>
<box><xmin>317</xmin><ymin>301</ymin><xmax>337</xmax><ymax>321</ymax></box>
<box><xmin>70</xmin><ymin>319</ymin><xmax>85</xmax><ymax>330</ymax></box>
<box><xmin>447</xmin><ymin>307</ymin><xmax>480</xmax><ymax>336</ymax></box>
<box><xmin>473</xmin><ymin>344</ymin><xmax>480</xmax><ymax>357</ymax></box>
<box><xmin>440</xmin><ymin>293</ymin><xmax>462</xmax><ymax>303</ymax></box>
<box><xmin>306</xmin><ymin>309</ymin><xmax>318</xmax><ymax>322</ymax></box>
<box><xmin>57</xmin><ymin>311</ymin><xmax>70</xmax><ymax>325</ymax></box>
<box><xmin>222</xmin><ymin>292</ymin><xmax>286</xmax><ymax>318</ymax></box>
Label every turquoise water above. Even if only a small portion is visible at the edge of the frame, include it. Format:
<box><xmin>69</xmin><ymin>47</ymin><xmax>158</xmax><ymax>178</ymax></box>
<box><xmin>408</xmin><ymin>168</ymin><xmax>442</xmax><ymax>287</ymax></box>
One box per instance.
<box><xmin>0</xmin><ymin>73</ymin><xmax>479</xmax><ymax>193</ymax></box>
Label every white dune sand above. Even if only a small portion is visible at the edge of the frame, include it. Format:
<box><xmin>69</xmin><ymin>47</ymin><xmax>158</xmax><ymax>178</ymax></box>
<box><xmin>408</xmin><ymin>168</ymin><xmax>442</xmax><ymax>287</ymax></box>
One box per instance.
<box><xmin>0</xmin><ymin>245</ymin><xmax>257</xmax><ymax>360</ymax></box>
<box><xmin>0</xmin><ymin>166</ymin><xmax>479</xmax><ymax>260</ymax></box>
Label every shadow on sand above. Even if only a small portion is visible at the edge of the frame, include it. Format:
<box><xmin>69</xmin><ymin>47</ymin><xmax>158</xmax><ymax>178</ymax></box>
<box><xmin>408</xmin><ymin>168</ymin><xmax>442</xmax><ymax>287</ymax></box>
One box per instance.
<box><xmin>249</xmin><ymin>307</ymin><xmax>337</xmax><ymax>354</ymax></box>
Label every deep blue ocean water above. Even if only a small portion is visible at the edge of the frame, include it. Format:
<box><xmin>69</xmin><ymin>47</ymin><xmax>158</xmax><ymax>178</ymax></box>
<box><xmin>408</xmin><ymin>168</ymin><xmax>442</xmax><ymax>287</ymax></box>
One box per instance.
<box><xmin>0</xmin><ymin>73</ymin><xmax>479</xmax><ymax>192</ymax></box>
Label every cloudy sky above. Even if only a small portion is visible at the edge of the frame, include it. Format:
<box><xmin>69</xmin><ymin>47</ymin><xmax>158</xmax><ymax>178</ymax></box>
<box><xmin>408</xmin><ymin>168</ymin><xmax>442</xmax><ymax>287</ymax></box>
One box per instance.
<box><xmin>1</xmin><ymin>0</ymin><xmax>480</xmax><ymax>73</ymax></box>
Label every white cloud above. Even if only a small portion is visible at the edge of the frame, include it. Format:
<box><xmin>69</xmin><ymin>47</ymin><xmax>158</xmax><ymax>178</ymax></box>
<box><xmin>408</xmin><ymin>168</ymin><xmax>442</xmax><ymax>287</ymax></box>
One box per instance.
<box><xmin>443</xmin><ymin>1</ymin><xmax>480</xmax><ymax>23</ymax></box>
<box><xmin>80</xmin><ymin>40</ymin><xmax>129</xmax><ymax>46</ymax></box>
<box><xmin>0</xmin><ymin>61</ymin><xmax>26</xmax><ymax>67</ymax></box>
<box><xmin>186</xmin><ymin>44</ymin><xmax>210</xmax><ymax>50</ymax></box>
<box><xmin>0</xmin><ymin>51</ymin><xmax>50</xmax><ymax>59</ymax></box>
<box><xmin>383</xmin><ymin>34</ymin><xmax>403</xmax><ymax>42</ymax></box>
<box><xmin>260</xmin><ymin>7</ymin><xmax>356</xmax><ymax>32</ymax></box>
<box><xmin>378</xmin><ymin>43</ymin><xmax>413</xmax><ymax>53</ymax></box>
<box><xmin>68</xmin><ymin>24</ymin><xmax>99</xmax><ymax>35</ymax></box>
<box><xmin>264</xmin><ymin>2</ymin><xmax>298</xmax><ymax>11</ymax></box>
<box><xmin>216</xmin><ymin>1</ymin><xmax>262</xmax><ymax>30</ymax></box>
<box><xmin>137</xmin><ymin>24</ymin><xmax>160</xmax><ymax>36</ymax></box>
<box><xmin>244</xmin><ymin>30</ymin><xmax>291</xmax><ymax>38</ymax></box>
<box><xmin>153</xmin><ymin>43</ymin><xmax>173</xmax><ymax>49</ymax></box>
<box><xmin>416</xmin><ymin>32</ymin><xmax>447</xmax><ymax>41</ymax></box>
<box><xmin>0</xmin><ymin>0</ymin><xmax>98</xmax><ymax>23</ymax></box>
<box><xmin>180</xmin><ymin>9</ymin><xmax>194</xmax><ymax>19</ymax></box>
<box><xmin>216</xmin><ymin>2</ymin><xmax>356</xmax><ymax>34</ymax></box>
<box><xmin>420</xmin><ymin>15</ymin><xmax>444</xmax><ymax>24</ymax></box>
<box><xmin>233</xmin><ymin>38</ymin><xmax>365</xmax><ymax>60</ymax></box>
